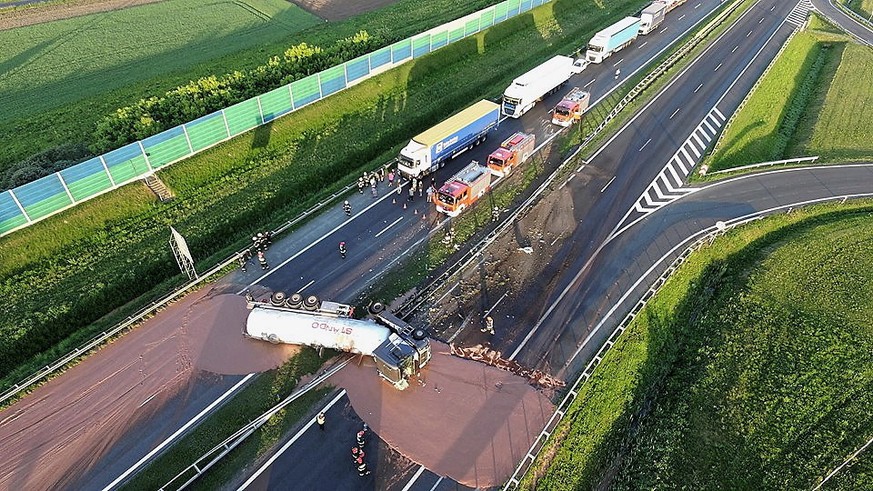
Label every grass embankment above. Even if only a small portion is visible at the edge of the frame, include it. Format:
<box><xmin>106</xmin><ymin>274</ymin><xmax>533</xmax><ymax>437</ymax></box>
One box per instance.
<box><xmin>520</xmin><ymin>200</ymin><xmax>873</xmax><ymax>490</ymax></box>
<box><xmin>0</xmin><ymin>0</ymin><xmax>500</xmax><ymax>173</ymax></box>
<box><xmin>120</xmin><ymin>348</ymin><xmax>330</xmax><ymax>490</ymax></box>
<box><xmin>0</xmin><ymin>0</ymin><xmax>648</xmax><ymax>395</ymax></box>
<box><xmin>705</xmin><ymin>15</ymin><xmax>873</xmax><ymax>173</ymax></box>
<box><xmin>844</xmin><ymin>0</ymin><xmax>873</xmax><ymax>19</ymax></box>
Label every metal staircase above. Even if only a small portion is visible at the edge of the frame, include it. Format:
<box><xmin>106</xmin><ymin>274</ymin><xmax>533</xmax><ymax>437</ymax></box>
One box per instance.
<box><xmin>143</xmin><ymin>174</ymin><xmax>174</xmax><ymax>202</ymax></box>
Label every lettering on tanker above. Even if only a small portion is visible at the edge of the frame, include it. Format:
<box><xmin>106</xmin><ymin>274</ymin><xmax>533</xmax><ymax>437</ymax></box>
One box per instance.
<box><xmin>311</xmin><ymin>321</ymin><xmax>353</xmax><ymax>335</ymax></box>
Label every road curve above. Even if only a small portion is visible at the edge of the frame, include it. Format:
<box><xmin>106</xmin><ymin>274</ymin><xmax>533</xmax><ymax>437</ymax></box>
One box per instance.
<box><xmin>810</xmin><ymin>0</ymin><xmax>873</xmax><ymax>45</ymax></box>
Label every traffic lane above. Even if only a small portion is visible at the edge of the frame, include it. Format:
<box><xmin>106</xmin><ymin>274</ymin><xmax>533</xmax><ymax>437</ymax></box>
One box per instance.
<box><xmin>241</xmin><ymin>393</ymin><xmax>381</xmax><ymax>491</ymax></box>
<box><xmin>251</xmin><ymin>0</ymin><xmax>733</xmax><ymax>302</ymax></box>
<box><xmin>258</xmin><ymin>186</ymin><xmax>433</xmax><ymax>301</ymax></box>
<box><xmin>74</xmin><ymin>372</ymin><xmax>247</xmax><ymax>490</ymax></box>
<box><xmin>521</xmin><ymin>0</ymin><xmax>795</xmax><ymax>319</ymax></box>
<box><xmin>400</xmin><ymin>467</ymin><xmax>476</xmax><ymax>491</ymax></box>
<box><xmin>527</xmin><ymin>164</ymin><xmax>873</xmax><ymax>374</ymax></box>
<box><xmin>504</xmin><ymin>0</ymin><xmax>807</xmax><ymax>368</ymax></box>
<box><xmin>811</xmin><ymin>0</ymin><xmax>873</xmax><ymax>45</ymax></box>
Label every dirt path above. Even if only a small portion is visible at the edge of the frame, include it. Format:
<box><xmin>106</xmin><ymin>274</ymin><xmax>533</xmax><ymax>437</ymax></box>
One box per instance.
<box><xmin>289</xmin><ymin>0</ymin><xmax>399</xmax><ymax>21</ymax></box>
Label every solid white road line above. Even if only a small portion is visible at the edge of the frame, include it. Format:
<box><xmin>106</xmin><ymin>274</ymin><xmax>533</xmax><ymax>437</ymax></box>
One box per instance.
<box><xmin>600</xmin><ymin>176</ymin><xmax>617</xmax><ymax>193</ymax></box>
<box><xmin>238</xmin><ymin>389</ymin><xmax>348</xmax><ymax>490</ymax></box>
<box><xmin>104</xmin><ymin>374</ymin><xmax>255</xmax><ymax>491</ymax></box>
<box><xmin>670</xmin><ymin>107</ymin><xmax>681</xmax><ymax>119</ymax></box>
<box><xmin>564</xmin><ymin>189</ymin><xmax>873</xmax><ymax>371</ymax></box>
<box><xmin>638</xmin><ymin>41</ymin><xmax>648</xmax><ymax>48</ymax></box>
<box><xmin>584</xmin><ymin>78</ymin><xmax>596</xmax><ymax>88</ymax></box>
<box><xmin>401</xmin><ymin>465</ymin><xmax>427</xmax><ymax>491</ymax></box>
<box><xmin>375</xmin><ymin>216</ymin><xmax>404</xmax><ymax>238</ymax></box>
<box><xmin>694</xmin><ymin>83</ymin><xmax>703</xmax><ymax>93</ymax></box>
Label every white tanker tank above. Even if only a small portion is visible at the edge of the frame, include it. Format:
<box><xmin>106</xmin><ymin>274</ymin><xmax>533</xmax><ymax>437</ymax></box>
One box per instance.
<box><xmin>244</xmin><ymin>292</ymin><xmax>430</xmax><ymax>390</ymax></box>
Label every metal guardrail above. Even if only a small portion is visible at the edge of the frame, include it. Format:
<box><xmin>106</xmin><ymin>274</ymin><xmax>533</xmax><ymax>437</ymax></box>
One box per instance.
<box><xmin>157</xmin><ymin>357</ymin><xmax>353</xmax><ymax>491</ymax></box>
<box><xmin>501</xmin><ymin>214</ymin><xmax>765</xmax><ymax>490</ymax></box>
<box><xmin>708</xmin><ymin>155</ymin><xmax>819</xmax><ymax>174</ymax></box>
<box><xmin>708</xmin><ymin>26</ymin><xmax>801</xmax><ymax>159</ymax></box>
<box><xmin>0</xmin><ymin>174</ymin><xmax>365</xmax><ymax>407</ymax></box>
<box><xmin>829</xmin><ymin>0</ymin><xmax>873</xmax><ymax>46</ymax></box>
<box><xmin>398</xmin><ymin>0</ymin><xmax>749</xmax><ymax>320</ymax></box>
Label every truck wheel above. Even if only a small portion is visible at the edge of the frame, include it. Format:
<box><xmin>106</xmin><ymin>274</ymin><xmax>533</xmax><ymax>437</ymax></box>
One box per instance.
<box><xmin>304</xmin><ymin>295</ymin><xmax>320</xmax><ymax>311</ymax></box>
<box><xmin>412</xmin><ymin>328</ymin><xmax>428</xmax><ymax>341</ymax></box>
<box><xmin>369</xmin><ymin>302</ymin><xmax>386</xmax><ymax>315</ymax></box>
<box><xmin>505</xmin><ymin>164</ymin><xmax>512</xmax><ymax>175</ymax></box>
<box><xmin>522</xmin><ymin>153</ymin><xmax>529</xmax><ymax>163</ymax></box>
<box><xmin>286</xmin><ymin>293</ymin><xmax>303</xmax><ymax>309</ymax></box>
<box><xmin>270</xmin><ymin>291</ymin><xmax>287</xmax><ymax>306</ymax></box>
<box><xmin>267</xmin><ymin>333</ymin><xmax>280</xmax><ymax>344</ymax></box>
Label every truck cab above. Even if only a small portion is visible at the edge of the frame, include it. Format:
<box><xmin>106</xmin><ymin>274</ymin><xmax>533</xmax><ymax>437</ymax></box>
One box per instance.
<box><xmin>487</xmin><ymin>132</ymin><xmax>535</xmax><ymax>176</ymax></box>
<box><xmin>434</xmin><ymin>162</ymin><xmax>491</xmax><ymax>216</ymax></box>
<box><xmin>552</xmin><ymin>88</ymin><xmax>590</xmax><ymax>127</ymax></box>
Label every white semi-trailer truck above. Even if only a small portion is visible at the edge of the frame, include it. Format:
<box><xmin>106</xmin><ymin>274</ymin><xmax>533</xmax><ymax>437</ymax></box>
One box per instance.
<box><xmin>639</xmin><ymin>2</ymin><xmax>667</xmax><ymax>35</ymax></box>
<box><xmin>585</xmin><ymin>17</ymin><xmax>642</xmax><ymax>64</ymax></box>
<box><xmin>502</xmin><ymin>55</ymin><xmax>577</xmax><ymax>118</ymax></box>
<box><xmin>244</xmin><ymin>293</ymin><xmax>431</xmax><ymax>390</ymax></box>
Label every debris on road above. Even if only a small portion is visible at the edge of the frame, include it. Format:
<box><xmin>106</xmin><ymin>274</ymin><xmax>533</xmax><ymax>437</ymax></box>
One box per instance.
<box><xmin>450</xmin><ymin>343</ymin><xmax>566</xmax><ymax>391</ymax></box>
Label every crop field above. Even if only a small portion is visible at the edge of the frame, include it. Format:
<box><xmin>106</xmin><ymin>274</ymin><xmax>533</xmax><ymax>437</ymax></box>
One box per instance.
<box><xmin>0</xmin><ymin>0</ymin><xmax>648</xmax><ymax>390</ymax></box>
<box><xmin>520</xmin><ymin>201</ymin><xmax>873</xmax><ymax>490</ymax></box>
<box><xmin>0</xmin><ymin>0</ymin><xmax>500</xmax><ymax>173</ymax></box>
<box><xmin>0</xmin><ymin>0</ymin><xmax>319</xmax><ymax>121</ymax></box>
<box><xmin>707</xmin><ymin>19</ymin><xmax>873</xmax><ymax>173</ymax></box>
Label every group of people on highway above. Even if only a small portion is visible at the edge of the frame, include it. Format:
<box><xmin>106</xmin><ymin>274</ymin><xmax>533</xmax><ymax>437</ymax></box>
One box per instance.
<box><xmin>237</xmin><ymin>231</ymin><xmax>273</xmax><ymax>272</ymax></box>
<box><xmin>351</xmin><ymin>424</ymin><xmax>371</xmax><ymax>477</ymax></box>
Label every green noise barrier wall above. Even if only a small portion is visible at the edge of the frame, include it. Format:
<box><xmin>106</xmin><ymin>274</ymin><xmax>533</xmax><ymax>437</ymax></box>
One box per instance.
<box><xmin>0</xmin><ymin>0</ymin><xmax>552</xmax><ymax>237</ymax></box>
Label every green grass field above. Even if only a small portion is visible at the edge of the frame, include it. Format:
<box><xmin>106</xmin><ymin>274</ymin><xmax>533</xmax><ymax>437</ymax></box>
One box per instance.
<box><xmin>521</xmin><ymin>201</ymin><xmax>873</xmax><ymax>490</ymax></box>
<box><xmin>0</xmin><ymin>0</ymin><xmax>500</xmax><ymax>173</ymax></box>
<box><xmin>845</xmin><ymin>0</ymin><xmax>873</xmax><ymax>19</ymax></box>
<box><xmin>0</xmin><ymin>0</ymin><xmax>648</xmax><ymax>392</ymax></box>
<box><xmin>0</xmin><ymin>0</ymin><xmax>320</xmax><ymax>123</ymax></box>
<box><xmin>707</xmin><ymin>18</ymin><xmax>873</xmax><ymax>173</ymax></box>
<box><xmin>802</xmin><ymin>43</ymin><xmax>873</xmax><ymax>159</ymax></box>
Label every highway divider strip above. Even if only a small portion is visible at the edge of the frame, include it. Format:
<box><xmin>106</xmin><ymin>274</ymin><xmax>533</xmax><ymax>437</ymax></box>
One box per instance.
<box><xmin>156</xmin><ymin>356</ymin><xmax>353</xmax><ymax>491</ymax></box>
<box><xmin>502</xmin><ymin>190</ymin><xmax>873</xmax><ymax>489</ymax></box>
<box><xmin>397</xmin><ymin>0</ymin><xmax>750</xmax><ymax>320</ymax></box>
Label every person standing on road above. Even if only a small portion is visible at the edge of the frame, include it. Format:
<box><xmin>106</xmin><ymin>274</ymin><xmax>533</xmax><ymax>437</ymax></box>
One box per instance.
<box><xmin>358</xmin><ymin>177</ymin><xmax>365</xmax><ymax>194</ymax></box>
<box><xmin>317</xmin><ymin>412</ymin><xmax>325</xmax><ymax>431</ymax></box>
<box><xmin>343</xmin><ymin>200</ymin><xmax>352</xmax><ymax>216</ymax></box>
<box><xmin>481</xmin><ymin>316</ymin><xmax>494</xmax><ymax>334</ymax></box>
<box><xmin>615</xmin><ymin>68</ymin><xmax>621</xmax><ymax>79</ymax></box>
<box><xmin>408</xmin><ymin>186</ymin><xmax>415</xmax><ymax>202</ymax></box>
<box><xmin>356</xmin><ymin>456</ymin><xmax>371</xmax><ymax>476</ymax></box>
<box><xmin>388</xmin><ymin>170</ymin><xmax>395</xmax><ymax>187</ymax></box>
<box><xmin>257</xmin><ymin>250</ymin><xmax>269</xmax><ymax>270</ymax></box>
<box><xmin>237</xmin><ymin>255</ymin><xmax>247</xmax><ymax>273</ymax></box>
<box><xmin>356</xmin><ymin>430</ymin><xmax>366</xmax><ymax>448</ymax></box>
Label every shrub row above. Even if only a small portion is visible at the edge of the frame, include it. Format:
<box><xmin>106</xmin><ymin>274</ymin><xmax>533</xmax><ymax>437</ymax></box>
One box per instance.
<box><xmin>91</xmin><ymin>31</ymin><xmax>385</xmax><ymax>152</ymax></box>
<box><xmin>0</xmin><ymin>0</ymin><xmax>646</xmax><ymax>388</ymax></box>
<box><xmin>0</xmin><ymin>143</ymin><xmax>91</xmax><ymax>192</ymax></box>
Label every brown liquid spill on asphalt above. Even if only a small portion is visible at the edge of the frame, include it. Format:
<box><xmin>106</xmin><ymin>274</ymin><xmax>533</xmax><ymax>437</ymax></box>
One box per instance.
<box><xmin>0</xmin><ymin>287</ymin><xmax>297</xmax><ymax>490</ymax></box>
<box><xmin>330</xmin><ymin>341</ymin><xmax>555</xmax><ymax>488</ymax></box>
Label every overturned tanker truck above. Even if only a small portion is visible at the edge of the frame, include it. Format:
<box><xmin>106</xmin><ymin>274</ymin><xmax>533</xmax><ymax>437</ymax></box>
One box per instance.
<box><xmin>244</xmin><ymin>292</ymin><xmax>431</xmax><ymax>390</ymax></box>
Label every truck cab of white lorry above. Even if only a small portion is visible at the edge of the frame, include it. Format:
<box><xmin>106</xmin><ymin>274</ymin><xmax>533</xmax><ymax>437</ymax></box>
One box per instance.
<box><xmin>398</xmin><ymin>141</ymin><xmax>431</xmax><ymax>178</ymax></box>
<box><xmin>244</xmin><ymin>293</ymin><xmax>430</xmax><ymax>390</ymax></box>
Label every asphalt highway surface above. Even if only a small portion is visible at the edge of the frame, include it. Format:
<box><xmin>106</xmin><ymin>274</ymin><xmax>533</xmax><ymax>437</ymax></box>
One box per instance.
<box><xmin>2</xmin><ymin>0</ymin><xmax>870</xmax><ymax>489</ymax></box>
